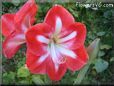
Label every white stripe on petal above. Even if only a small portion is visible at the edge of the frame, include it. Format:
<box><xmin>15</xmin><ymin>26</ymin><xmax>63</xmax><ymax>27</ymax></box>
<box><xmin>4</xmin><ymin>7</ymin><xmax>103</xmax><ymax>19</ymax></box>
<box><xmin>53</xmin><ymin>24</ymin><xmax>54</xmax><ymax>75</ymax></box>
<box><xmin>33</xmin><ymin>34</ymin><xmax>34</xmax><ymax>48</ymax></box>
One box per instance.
<box><xmin>7</xmin><ymin>34</ymin><xmax>25</xmax><ymax>47</ymax></box>
<box><xmin>7</xmin><ymin>41</ymin><xmax>25</xmax><ymax>47</ymax></box>
<box><xmin>15</xmin><ymin>34</ymin><xmax>25</xmax><ymax>40</ymax></box>
<box><xmin>55</xmin><ymin>17</ymin><xmax>62</xmax><ymax>34</ymax></box>
<box><xmin>50</xmin><ymin>42</ymin><xmax>60</xmax><ymax>71</ymax></box>
<box><xmin>59</xmin><ymin>31</ymin><xmax>77</xmax><ymax>43</ymax></box>
<box><xmin>38</xmin><ymin>52</ymin><xmax>49</xmax><ymax>63</ymax></box>
<box><xmin>50</xmin><ymin>42</ymin><xmax>58</xmax><ymax>64</ymax></box>
<box><xmin>37</xmin><ymin>35</ymin><xmax>49</xmax><ymax>44</ymax></box>
<box><xmin>56</xmin><ymin>45</ymin><xmax>76</xmax><ymax>59</ymax></box>
<box><xmin>22</xmin><ymin>24</ymin><xmax>28</xmax><ymax>33</ymax></box>
<box><xmin>55</xmin><ymin>63</ymin><xmax>59</xmax><ymax>72</ymax></box>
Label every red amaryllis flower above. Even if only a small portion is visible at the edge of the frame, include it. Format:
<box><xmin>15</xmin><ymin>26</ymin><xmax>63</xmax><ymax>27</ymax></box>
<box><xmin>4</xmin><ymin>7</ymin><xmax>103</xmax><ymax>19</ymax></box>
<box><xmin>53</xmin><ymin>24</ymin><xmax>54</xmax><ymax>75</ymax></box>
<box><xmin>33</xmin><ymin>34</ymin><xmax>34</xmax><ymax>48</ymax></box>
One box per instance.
<box><xmin>26</xmin><ymin>5</ymin><xmax>88</xmax><ymax>81</ymax></box>
<box><xmin>1</xmin><ymin>0</ymin><xmax>38</xmax><ymax>59</ymax></box>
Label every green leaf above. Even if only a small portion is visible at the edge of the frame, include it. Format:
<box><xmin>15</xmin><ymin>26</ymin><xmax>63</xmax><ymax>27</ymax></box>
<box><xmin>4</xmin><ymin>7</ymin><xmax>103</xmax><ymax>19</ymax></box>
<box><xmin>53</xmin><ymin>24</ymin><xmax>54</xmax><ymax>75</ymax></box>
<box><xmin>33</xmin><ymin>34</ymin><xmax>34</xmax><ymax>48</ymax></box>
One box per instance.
<box><xmin>97</xmin><ymin>32</ymin><xmax>105</xmax><ymax>36</ymax></box>
<box><xmin>12</xmin><ymin>0</ymin><xmax>20</xmax><ymax>6</ymax></box>
<box><xmin>17</xmin><ymin>66</ymin><xmax>30</xmax><ymax>78</ymax></box>
<box><xmin>3</xmin><ymin>72</ymin><xmax>15</xmax><ymax>84</ymax></box>
<box><xmin>94</xmin><ymin>59</ymin><xmax>109</xmax><ymax>73</ymax></box>
<box><xmin>68</xmin><ymin>8</ymin><xmax>79</xmax><ymax>18</ymax></box>
<box><xmin>100</xmin><ymin>44</ymin><xmax>112</xmax><ymax>50</ymax></box>
<box><xmin>98</xmin><ymin>51</ymin><xmax>105</xmax><ymax>57</ymax></box>
<box><xmin>74</xmin><ymin>38</ymin><xmax>100</xmax><ymax>84</ymax></box>
<box><xmin>32</xmin><ymin>75</ymin><xmax>45</xmax><ymax>85</ymax></box>
<box><xmin>17</xmin><ymin>80</ymin><xmax>31</xmax><ymax>85</ymax></box>
<box><xmin>110</xmin><ymin>57</ymin><xmax>114</xmax><ymax>62</ymax></box>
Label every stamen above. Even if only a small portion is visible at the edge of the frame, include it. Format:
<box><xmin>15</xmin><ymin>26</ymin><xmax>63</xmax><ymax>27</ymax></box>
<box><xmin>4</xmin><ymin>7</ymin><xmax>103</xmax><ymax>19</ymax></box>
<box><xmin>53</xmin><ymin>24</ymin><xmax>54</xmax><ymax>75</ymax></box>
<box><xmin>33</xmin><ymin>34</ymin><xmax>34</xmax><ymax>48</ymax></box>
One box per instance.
<box><xmin>55</xmin><ymin>47</ymin><xmax>66</xmax><ymax>64</ymax></box>
<box><xmin>58</xmin><ymin>56</ymin><xmax>66</xmax><ymax>64</ymax></box>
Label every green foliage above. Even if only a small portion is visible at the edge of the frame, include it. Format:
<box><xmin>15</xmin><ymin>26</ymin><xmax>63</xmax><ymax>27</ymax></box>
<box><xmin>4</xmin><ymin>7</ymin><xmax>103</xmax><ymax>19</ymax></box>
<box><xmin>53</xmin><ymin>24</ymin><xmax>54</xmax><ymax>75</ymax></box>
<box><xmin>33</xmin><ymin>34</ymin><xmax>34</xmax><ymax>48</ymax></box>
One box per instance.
<box><xmin>98</xmin><ymin>51</ymin><xmax>105</xmax><ymax>57</ymax></box>
<box><xmin>17</xmin><ymin>66</ymin><xmax>30</xmax><ymax>78</ymax></box>
<box><xmin>97</xmin><ymin>32</ymin><xmax>105</xmax><ymax>36</ymax></box>
<box><xmin>100</xmin><ymin>44</ymin><xmax>112</xmax><ymax>50</ymax></box>
<box><xmin>32</xmin><ymin>75</ymin><xmax>45</xmax><ymax>85</ymax></box>
<box><xmin>3</xmin><ymin>72</ymin><xmax>15</xmax><ymax>84</ymax></box>
<box><xmin>110</xmin><ymin>57</ymin><xmax>114</xmax><ymax>62</ymax></box>
<box><xmin>94</xmin><ymin>59</ymin><xmax>109</xmax><ymax>73</ymax></box>
<box><xmin>12</xmin><ymin>0</ymin><xmax>20</xmax><ymax>6</ymax></box>
<box><xmin>74</xmin><ymin>38</ymin><xmax>100</xmax><ymax>84</ymax></box>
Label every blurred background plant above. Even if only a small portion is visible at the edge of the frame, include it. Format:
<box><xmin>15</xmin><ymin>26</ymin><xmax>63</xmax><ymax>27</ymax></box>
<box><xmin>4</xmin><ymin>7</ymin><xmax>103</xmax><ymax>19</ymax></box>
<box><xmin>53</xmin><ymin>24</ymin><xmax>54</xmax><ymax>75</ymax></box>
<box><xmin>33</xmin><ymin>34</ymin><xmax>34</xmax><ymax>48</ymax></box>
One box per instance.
<box><xmin>1</xmin><ymin>0</ymin><xmax>114</xmax><ymax>85</ymax></box>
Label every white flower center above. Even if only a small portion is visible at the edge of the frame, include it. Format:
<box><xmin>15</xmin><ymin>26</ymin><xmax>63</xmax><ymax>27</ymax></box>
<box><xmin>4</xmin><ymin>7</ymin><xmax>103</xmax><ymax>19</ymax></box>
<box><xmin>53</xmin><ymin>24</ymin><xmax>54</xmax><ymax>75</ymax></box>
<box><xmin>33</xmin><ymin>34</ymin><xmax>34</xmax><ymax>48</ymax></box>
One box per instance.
<box><xmin>37</xmin><ymin>17</ymin><xmax>77</xmax><ymax>71</ymax></box>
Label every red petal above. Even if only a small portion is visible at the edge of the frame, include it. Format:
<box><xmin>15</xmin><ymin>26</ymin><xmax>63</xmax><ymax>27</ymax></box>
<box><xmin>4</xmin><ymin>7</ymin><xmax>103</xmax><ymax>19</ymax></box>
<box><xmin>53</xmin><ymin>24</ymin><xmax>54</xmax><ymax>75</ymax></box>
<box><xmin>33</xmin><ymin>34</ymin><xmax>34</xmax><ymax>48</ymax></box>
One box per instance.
<box><xmin>2</xmin><ymin>32</ymin><xmax>25</xmax><ymax>59</ymax></box>
<box><xmin>60</xmin><ymin>22</ymin><xmax>86</xmax><ymax>50</ymax></box>
<box><xmin>44</xmin><ymin>5</ymin><xmax>74</xmax><ymax>29</ymax></box>
<box><xmin>1</xmin><ymin>14</ymin><xmax>15</xmax><ymax>37</ymax></box>
<box><xmin>15</xmin><ymin>0</ymin><xmax>38</xmax><ymax>24</ymax></box>
<box><xmin>28</xmin><ymin>3</ymin><xmax>38</xmax><ymax>25</ymax></box>
<box><xmin>66</xmin><ymin>46</ymin><xmax>88</xmax><ymax>71</ymax></box>
<box><xmin>26</xmin><ymin>23</ymin><xmax>52</xmax><ymax>56</ymax></box>
<box><xmin>26</xmin><ymin>49</ymin><xmax>67</xmax><ymax>80</ymax></box>
<box><xmin>47</xmin><ymin>57</ymin><xmax>67</xmax><ymax>81</ymax></box>
<box><xmin>26</xmin><ymin>50</ymin><xmax>47</xmax><ymax>74</ymax></box>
